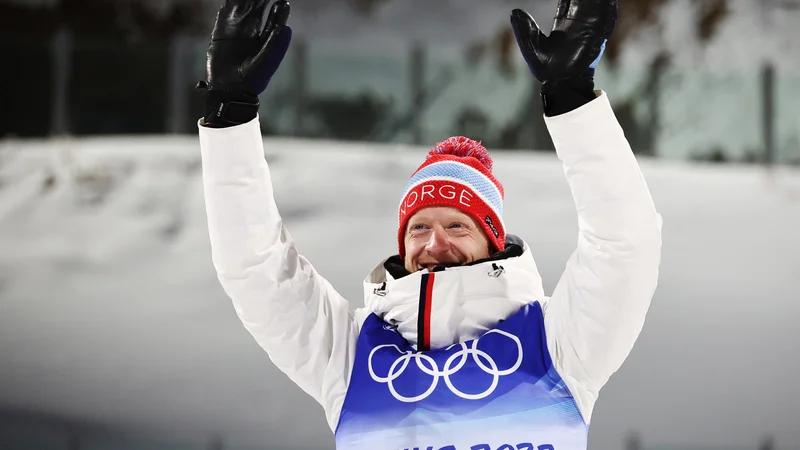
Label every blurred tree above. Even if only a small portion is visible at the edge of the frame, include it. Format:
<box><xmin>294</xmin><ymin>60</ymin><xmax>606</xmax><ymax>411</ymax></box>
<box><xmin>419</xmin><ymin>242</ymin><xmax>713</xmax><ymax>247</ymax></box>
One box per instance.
<box><xmin>305</xmin><ymin>92</ymin><xmax>393</xmax><ymax>141</ymax></box>
<box><xmin>611</xmin><ymin>51</ymin><xmax>670</xmax><ymax>156</ymax></box>
<box><xmin>693</xmin><ymin>0</ymin><xmax>730</xmax><ymax>42</ymax></box>
<box><xmin>465</xmin><ymin>27</ymin><xmax>517</xmax><ymax>79</ymax></box>
<box><xmin>346</xmin><ymin>0</ymin><xmax>392</xmax><ymax>16</ymax></box>
<box><xmin>0</xmin><ymin>0</ymin><xmax>202</xmax><ymax>136</ymax></box>
<box><xmin>496</xmin><ymin>82</ymin><xmax>553</xmax><ymax>151</ymax></box>
<box><xmin>606</xmin><ymin>0</ymin><xmax>732</xmax><ymax>63</ymax></box>
<box><xmin>0</xmin><ymin>0</ymin><xmax>208</xmax><ymax>39</ymax></box>
<box><xmin>604</xmin><ymin>0</ymin><xmax>671</xmax><ymax>65</ymax></box>
<box><xmin>454</xmin><ymin>106</ymin><xmax>491</xmax><ymax>143</ymax></box>
<box><xmin>765</xmin><ymin>0</ymin><xmax>800</xmax><ymax>10</ymax></box>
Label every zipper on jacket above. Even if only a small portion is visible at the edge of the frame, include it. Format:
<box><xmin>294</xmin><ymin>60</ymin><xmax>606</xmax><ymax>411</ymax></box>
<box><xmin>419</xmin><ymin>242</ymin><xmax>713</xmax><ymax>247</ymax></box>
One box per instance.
<box><xmin>417</xmin><ymin>273</ymin><xmax>435</xmax><ymax>351</ymax></box>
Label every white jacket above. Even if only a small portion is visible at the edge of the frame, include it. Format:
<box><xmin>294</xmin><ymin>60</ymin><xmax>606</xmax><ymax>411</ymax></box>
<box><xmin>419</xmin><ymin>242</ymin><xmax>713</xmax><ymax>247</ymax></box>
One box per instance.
<box><xmin>198</xmin><ymin>91</ymin><xmax>663</xmax><ymax>433</ymax></box>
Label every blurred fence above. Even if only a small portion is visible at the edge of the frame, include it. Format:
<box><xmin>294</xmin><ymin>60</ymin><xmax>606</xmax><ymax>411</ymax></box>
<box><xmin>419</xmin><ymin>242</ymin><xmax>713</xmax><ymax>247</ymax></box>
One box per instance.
<box><xmin>2</xmin><ymin>30</ymin><xmax>799</xmax><ymax>166</ymax></box>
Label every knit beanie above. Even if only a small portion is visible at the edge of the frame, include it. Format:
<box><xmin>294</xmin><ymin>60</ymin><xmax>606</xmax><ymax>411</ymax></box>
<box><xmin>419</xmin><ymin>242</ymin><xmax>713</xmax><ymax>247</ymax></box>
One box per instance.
<box><xmin>397</xmin><ymin>136</ymin><xmax>505</xmax><ymax>258</ymax></box>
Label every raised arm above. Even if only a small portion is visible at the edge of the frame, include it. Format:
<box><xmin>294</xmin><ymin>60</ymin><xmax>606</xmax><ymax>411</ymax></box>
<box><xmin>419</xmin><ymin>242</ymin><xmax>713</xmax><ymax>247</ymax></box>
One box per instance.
<box><xmin>512</xmin><ymin>0</ymin><xmax>662</xmax><ymax>422</ymax></box>
<box><xmin>543</xmin><ymin>93</ymin><xmax>662</xmax><ymax>421</ymax></box>
<box><xmin>197</xmin><ymin>0</ymin><xmax>358</xmax><ymax>430</ymax></box>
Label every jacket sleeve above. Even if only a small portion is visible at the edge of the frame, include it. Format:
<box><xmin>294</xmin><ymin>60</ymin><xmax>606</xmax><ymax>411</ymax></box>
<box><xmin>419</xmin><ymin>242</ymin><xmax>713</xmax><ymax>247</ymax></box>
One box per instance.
<box><xmin>198</xmin><ymin>117</ymin><xmax>358</xmax><ymax>431</ymax></box>
<box><xmin>541</xmin><ymin>92</ymin><xmax>663</xmax><ymax>423</ymax></box>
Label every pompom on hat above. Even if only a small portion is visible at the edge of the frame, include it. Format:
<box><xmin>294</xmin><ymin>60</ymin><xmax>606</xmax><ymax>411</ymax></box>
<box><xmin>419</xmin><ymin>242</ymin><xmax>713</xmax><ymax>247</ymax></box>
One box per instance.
<box><xmin>397</xmin><ymin>136</ymin><xmax>505</xmax><ymax>258</ymax></box>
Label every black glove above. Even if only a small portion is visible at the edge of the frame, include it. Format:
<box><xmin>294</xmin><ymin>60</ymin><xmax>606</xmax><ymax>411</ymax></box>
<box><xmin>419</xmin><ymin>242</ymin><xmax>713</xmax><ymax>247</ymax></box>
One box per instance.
<box><xmin>510</xmin><ymin>0</ymin><xmax>617</xmax><ymax>116</ymax></box>
<box><xmin>197</xmin><ymin>0</ymin><xmax>292</xmax><ymax>128</ymax></box>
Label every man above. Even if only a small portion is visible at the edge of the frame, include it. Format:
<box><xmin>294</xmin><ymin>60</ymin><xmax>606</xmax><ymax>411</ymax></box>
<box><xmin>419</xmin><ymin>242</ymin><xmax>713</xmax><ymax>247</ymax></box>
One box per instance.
<box><xmin>197</xmin><ymin>0</ymin><xmax>662</xmax><ymax>449</ymax></box>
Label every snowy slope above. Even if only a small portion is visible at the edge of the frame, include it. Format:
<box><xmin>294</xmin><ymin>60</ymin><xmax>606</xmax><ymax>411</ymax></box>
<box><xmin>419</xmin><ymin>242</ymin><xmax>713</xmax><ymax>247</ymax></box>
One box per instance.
<box><xmin>1</xmin><ymin>133</ymin><xmax>800</xmax><ymax>449</ymax></box>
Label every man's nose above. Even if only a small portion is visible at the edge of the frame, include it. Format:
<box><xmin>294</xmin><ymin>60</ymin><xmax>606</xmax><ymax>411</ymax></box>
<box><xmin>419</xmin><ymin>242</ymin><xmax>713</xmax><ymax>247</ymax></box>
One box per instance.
<box><xmin>425</xmin><ymin>227</ymin><xmax>450</xmax><ymax>254</ymax></box>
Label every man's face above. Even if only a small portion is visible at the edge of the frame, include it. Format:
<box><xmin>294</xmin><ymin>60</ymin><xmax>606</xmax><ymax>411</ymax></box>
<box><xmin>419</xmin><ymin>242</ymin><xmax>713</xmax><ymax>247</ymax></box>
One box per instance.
<box><xmin>403</xmin><ymin>207</ymin><xmax>491</xmax><ymax>273</ymax></box>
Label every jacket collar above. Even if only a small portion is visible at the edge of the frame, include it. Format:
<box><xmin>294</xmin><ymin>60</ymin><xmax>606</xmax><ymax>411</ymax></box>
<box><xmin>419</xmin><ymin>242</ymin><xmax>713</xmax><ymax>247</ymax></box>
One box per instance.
<box><xmin>362</xmin><ymin>235</ymin><xmax>545</xmax><ymax>350</ymax></box>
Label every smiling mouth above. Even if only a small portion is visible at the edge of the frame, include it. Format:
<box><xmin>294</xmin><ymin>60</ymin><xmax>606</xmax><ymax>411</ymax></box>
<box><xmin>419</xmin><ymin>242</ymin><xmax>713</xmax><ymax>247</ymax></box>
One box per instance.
<box><xmin>419</xmin><ymin>262</ymin><xmax>461</xmax><ymax>271</ymax></box>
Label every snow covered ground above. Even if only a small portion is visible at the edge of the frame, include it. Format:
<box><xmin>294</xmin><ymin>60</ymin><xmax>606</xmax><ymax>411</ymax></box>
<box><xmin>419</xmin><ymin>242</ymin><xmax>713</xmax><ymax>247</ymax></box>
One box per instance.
<box><xmin>1</xmin><ymin>132</ymin><xmax>799</xmax><ymax>449</ymax></box>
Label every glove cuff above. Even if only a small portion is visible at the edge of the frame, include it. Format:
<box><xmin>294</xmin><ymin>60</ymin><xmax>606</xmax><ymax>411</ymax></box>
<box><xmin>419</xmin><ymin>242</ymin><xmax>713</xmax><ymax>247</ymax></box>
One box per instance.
<box><xmin>541</xmin><ymin>78</ymin><xmax>597</xmax><ymax>117</ymax></box>
<box><xmin>203</xmin><ymin>89</ymin><xmax>260</xmax><ymax>128</ymax></box>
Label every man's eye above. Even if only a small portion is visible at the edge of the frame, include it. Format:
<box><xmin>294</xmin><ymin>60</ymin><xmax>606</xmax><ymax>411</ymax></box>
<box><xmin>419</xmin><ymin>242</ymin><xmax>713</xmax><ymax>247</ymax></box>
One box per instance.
<box><xmin>411</xmin><ymin>224</ymin><xmax>426</xmax><ymax>231</ymax></box>
<box><xmin>449</xmin><ymin>223</ymin><xmax>464</xmax><ymax>229</ymax></box>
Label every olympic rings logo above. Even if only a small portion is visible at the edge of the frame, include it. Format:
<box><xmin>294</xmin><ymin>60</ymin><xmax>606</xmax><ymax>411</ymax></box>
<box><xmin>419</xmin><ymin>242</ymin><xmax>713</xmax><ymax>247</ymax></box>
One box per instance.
<box><xmin>367</xmin><ymin>329</ymin><xmax>523</xmax><ymax>403</ymax></box>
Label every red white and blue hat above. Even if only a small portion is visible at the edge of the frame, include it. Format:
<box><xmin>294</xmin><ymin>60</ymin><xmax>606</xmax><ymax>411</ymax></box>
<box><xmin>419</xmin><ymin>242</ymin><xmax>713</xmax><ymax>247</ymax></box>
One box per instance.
<box><xmin>397</xmin><ymin>136</ymin><xmax>505</xmax><ymax>258</ymax></box>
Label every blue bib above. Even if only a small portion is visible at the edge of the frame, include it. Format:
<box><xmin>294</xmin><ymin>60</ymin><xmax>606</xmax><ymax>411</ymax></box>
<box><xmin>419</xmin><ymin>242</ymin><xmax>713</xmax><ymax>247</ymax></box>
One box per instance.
<box><xmin>334</xmin><ymin>302</ymin><xmax>588</xmax><ymax>450</ymax></box>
